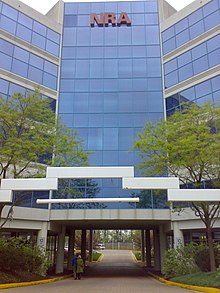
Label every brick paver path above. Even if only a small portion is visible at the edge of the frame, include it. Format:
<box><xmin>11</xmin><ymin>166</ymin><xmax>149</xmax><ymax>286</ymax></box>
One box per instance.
<box><xmin>4</xmin><ymin>250</ymin><xmax>199</xmax><ymax>293</ymax></box>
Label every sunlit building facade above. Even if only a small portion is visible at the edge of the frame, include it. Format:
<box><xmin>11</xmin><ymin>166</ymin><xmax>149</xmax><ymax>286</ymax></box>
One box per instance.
<box><xmin>0</xmin><ymin>0</ymin><xmax>220</xmax><ymax>272</ymax></box>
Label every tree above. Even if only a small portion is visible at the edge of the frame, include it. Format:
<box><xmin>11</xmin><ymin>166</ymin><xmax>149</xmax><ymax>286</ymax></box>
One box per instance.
<box><xmin>133</xmin><ymin>103</ymin><xmax>220</xmax><ymax>271</ymax></box>
<box><xmin>0</xmin><ymin>90</ymin><xmax>89</xmax><ymax>228</ymax></box>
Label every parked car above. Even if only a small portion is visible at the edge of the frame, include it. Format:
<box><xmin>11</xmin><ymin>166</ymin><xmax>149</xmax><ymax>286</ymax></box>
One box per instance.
<box><xmin>96</xmin><ymin>243</ymin><xmax>105</xmax><ymax>250</ymax></box>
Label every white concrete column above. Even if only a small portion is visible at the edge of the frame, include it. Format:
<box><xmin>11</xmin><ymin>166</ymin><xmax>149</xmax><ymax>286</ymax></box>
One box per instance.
<box><xmin>141</xmin><ymin>230</ymin><xmax>145</xmax><ymax>262</ymax></box>
<box><xmin>67</xmin><ymin>229</ymin><xmax>75</xmax><ymax>270</ymax></box>
<box><xmin>159</xmin><ymin>225</ymin><xmax>167</xmax><ymax>272</ymax></box>
<box><xmin>37</xmin><ymin>222</ymin><xmax>48</xmax><ymax>250</ymax></box>
<box><xmin>153</xmin><ymin>229</ymin><xmax>160</xmax><ymax>271</ymax></box>
<box><xmin>56</xmin><ymin>225</ymin><xmax>66</xmax><ymax>274</ymax></box>
<box><xmin>173</xmin><ymin>221</ymin><xmax>184</xmax><ymax>248</ymax></box>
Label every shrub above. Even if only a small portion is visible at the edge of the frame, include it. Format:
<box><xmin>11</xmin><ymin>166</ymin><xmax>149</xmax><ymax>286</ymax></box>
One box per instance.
<box><xmin>162</xmin><ymin>243</ymin><xmax>200</xmax><ymax>278</ymax></box>
<box><xmin>194</xmin><ymin>243</ymin><xmax>220</xmax><ymax>272</ymax></box>
<box><xmin>0</xmin><ymin>237</ymin><xmax>50</xmax><ymax>276</ymax></box>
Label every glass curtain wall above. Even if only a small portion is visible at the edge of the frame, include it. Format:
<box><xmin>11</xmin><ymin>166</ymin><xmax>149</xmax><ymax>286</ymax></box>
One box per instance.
<box><xmin>56</xmin><ymin>0</ymin><xmax>165</xmax><ymax>209</ymax></box>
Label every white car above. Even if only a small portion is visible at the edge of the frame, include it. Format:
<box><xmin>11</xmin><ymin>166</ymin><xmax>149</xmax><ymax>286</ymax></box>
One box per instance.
<box><xmin>96</xmin><ymin>243</ymin><xmax>105</xmax><ymax>250</ymax></box>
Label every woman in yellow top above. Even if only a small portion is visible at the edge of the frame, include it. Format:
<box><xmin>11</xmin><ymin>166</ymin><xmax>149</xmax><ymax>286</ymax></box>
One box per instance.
<box><xmin>76</xmin><ymin>254</ymin><xmax>84</xmax><ymax>280</ymax></box>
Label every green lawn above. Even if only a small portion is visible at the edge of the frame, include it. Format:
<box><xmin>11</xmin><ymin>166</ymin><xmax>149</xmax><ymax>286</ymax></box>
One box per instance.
<box><xmin>171</xmin><ymin>271</ymin><xmax>220</xmax><ymax>289</ymax></box>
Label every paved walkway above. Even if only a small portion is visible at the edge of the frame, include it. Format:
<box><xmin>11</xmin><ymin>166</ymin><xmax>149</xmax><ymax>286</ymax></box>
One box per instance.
<box><xmin>4</xmin><ymin>250</ymin><xmax>200</xmax><ymax>293</ymax></box>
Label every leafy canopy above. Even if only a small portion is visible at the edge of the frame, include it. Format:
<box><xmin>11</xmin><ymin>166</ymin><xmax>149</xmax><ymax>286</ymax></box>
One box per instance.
<box><xmin>0</xmin><ymin>91</ymin><xmax>89</xmax><ymax>178</ymax></box>
<box><xmin>134</xmin><ymin>103</ymin><xmax>220</xmax><ymax>186</ymax></box>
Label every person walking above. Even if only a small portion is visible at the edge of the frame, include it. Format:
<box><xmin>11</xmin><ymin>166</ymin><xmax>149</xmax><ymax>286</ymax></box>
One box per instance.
<box><xmin>76</xmin><ymin>254</ymin><xmax>84</xmax><ymax>280</ymax></box>
<box><xmin>72</xmin><ymin>253</ymin><xmax>78</xmax><ymax>280</ymax></box>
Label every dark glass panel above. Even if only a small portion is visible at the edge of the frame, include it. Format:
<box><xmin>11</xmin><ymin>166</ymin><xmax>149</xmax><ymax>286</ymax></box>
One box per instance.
<box><xmin>47</xmin><ymin>28</ymin><xmax>60</xmax><ymax>44</ymax></box>
<box><xmin>0</xmin><ymin>38</ymin><xmax>14</xmax><ymax>56</ymax></box>
<box><xmin>204</xmin><ymin>10</ymin><xmax>220</xmax><ymax>31</ymax></box>
<box><xmin>176</xmin><ymin>29</ymin><xmax>190</xmax><ymax>47</ymax></box>
<box><xmin>163</xmin><ymin>37</ymin><xmax>176</xmax><ymax>54</ymax></box>
<box><xmin>203</xmin><ymin>0</ymin><xmax>219</xmax><ymax>17</ymax></box>
<box><xmin>18</xmin><ymin>12</ymin><xmax>33</xmax><ymax>28</ymax></box>
<box><xmin>175</xmin><ymin>17</ymin><xmax>188</xmax><ymax>34</ymax></box>
<box><xmin>191</xmin><ymin>42</ymin><xmax>207</xmax><ymax>60</ymax></box>
<box><xmin>0</xmin><ymin>15</ymin><xmax>16</xmax><ymax>34</ymax></box>
<box><xmin>16</xmin><ymin>24</ymin><xmax>32</xmax><ymax>43</ymax></box>
<box><xmin>43</xmin><ymin>73</ymin><xmax>57</xmax><ymax>90</ymax></box>
<box><xmin>11</xmin><ymin>59</ymin><xmax>28</xmax><ymax>78</ymax></box>
<box><xmin>64</xmin><ymin>15</ymin><xmax>77</xmax><ymax>27</ymax></box>
<box><xmin>177</xmin><ymin>50</ymin><xmax>191</xmax><ymax>67</ymax></box>
<box><xmin>74</xmin><ymin>93</ymin><xmax>89</xmax><ymax>112</ymax></box>
<box><xmin>44</xmin><ymin>61</ymin><xmax>58</xmax><ymax>77</ymax></box>
<box><xmin>61</xmin><ymin>60</ymin><xmax>75</xmax><ymax>78</ymax></box>
<box><xmin>28</xmin><ymin>66</ymin><xmax>43</xmax><ymax>84</ymax></box>
<box><xmin>33</xmin><ymin>21</ymin><xmax>47</xmax><ymax>37</ymax></box>
<box><xmin>0</xmin><ymin>78</ymin><xmax>9</xmax><ymax>94</ymax></box>
<box><xmin>162</xmin><ymin>26</ymin><xmax>175</xmax><ymax>42</ymax></box>
<box><xmin>59</xmin><ymin>93</ymin><xmax>74</xmax><ymax>113</ymax></box>
<box><xmin>193</xmin><ymin>55</ymin><xmax>209</xmax><ymax>75</ymax></box>
<box><xmin>178</xmin><ymin>63</ymin><xmax>193</xmax><ymax>82</ymax></box>
<box><xmin>188</xmin><ymin>8</ymin><xmax>203</xmax><ymax>26</ymax></box>
<box><xmin>14</xmin><ymin>46</ymin><xmax>29</xmax><ymax>63</ymax></box>
<box><xmin>32</xmin><ymin>32</ymin><xmax>46</xmax><ymax>50</ymax></box>
<box><xmin>46</xmin><ymin>40</ymin><xmax>59</xmax><ymax>57</ymax></box>
<box><xmin>29</xmin><ymin>54</ymin><xmax>44</xmax><ymax>70</ymax></box>
<box><xmin>2</xmin><ymin>3</ymin><xmax>18</xmax><ymax>20</ymax></box>
<box><xmin>164</xmin><ymin>58</ymin><xmax>177</xmax><ymax>74</ymax></box>
<box><xmin>195</xmin><ymin>79</ymin><xmax>212</xmax><ymax>98</ymax></box>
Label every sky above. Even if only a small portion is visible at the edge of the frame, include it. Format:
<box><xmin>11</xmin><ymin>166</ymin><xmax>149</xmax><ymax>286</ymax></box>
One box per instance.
<box><xmin>19</xmin><ymin>0</ymin><xmax>195</xmax><ymax>15</ymax></box>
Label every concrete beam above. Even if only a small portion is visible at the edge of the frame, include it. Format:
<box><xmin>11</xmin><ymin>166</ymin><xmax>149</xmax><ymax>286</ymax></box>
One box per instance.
<box><xmin>46</xmin><ymin>166</ymin><xmax>134</xmax><ymax>178</ymax></box>
<box><xmin>168</xmin><ymin>189</ymin><xmax>220</xmax><ymax>201</ymax></box>
<box><xmin>1</xmin><ymin>178</ymin><xmax>58</xmax><ymax>190</ymax></box>
<box><xmin>122</xmin><ymin>177</ymin><xmax>179</xmax><ymax>189</ymax></box>
<box><xmin>0</xmin><ymin>190</ymin><xmax>13</xmax><ymax>202</ymax></box>
<box><xmin>36</xmin><ymin>197</ymin><xmax>139</xmax><ymax>204</ymax></box>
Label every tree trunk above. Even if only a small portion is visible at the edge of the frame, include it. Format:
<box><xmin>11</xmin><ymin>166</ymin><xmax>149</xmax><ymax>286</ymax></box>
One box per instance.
<box><xmin>0</xmin><ymin>204</ymin><xmax>5</xmax><ymax>235</ymax></box>
<box><xmin>206</xmin><ymin>222</ymin><xmax>216</xmax><ymax>271</ymax></box>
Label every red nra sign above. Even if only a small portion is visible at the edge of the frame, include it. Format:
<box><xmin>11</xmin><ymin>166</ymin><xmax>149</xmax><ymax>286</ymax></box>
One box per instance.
<box><xmin>90</xmin><ymin>12</ymin><xmax>131</xmax><ymax>27</ymax></box>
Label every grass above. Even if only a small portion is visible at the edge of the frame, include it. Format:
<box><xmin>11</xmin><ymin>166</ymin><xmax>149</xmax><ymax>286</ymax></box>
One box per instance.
<box><xmin>171</xmin><ymin>271</ymin><xmax>220</xmax><ymax>288</ymax></box>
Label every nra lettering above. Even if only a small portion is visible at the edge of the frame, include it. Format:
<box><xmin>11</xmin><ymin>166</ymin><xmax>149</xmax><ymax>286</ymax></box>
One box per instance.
<box><xmin>90</xmin><ymin>12</ymin><xmax>131</xmax><ymax>27</ymax></box>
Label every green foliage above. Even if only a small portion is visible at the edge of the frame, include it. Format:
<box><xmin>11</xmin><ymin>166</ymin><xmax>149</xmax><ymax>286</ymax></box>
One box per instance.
<box><xmin>0</xmin><ymin>238</ymin><xmax>50</xmax><ymax>276</ymax></box>
<box><xmin>162</xmin><ymin>244</ymin><xmax>200</xmax><ymax>278</ymax></box>
<box><xmin>163</xmin><ymin>243</ymin><xmax>220</xmax><ymax>278</ymax></box>
<box><xmin>92</xmin><ymin>251</ymin><xmax>102</xmax><ymax>261</ymax></box>
<box><xmin>194</xmin><ymin>243</ymin><xmax>220</xmax><ymax>272</ymax></box>
<box><xmin>0</xmin><ymin>91</ymin><xmax>56</xmax><ymax>178</ymax></box>
<box><xmin>134</xmin><ymin>103</ymin><xmax>220</xmax><ymax>271</ymax></box>
<box><xmin>0</xmin><ymin>91</ymin><xmax>89</xmax><ymax>179</ymax></box>
<box><xmin>134</xmin><ymin>103</ymin><xmax>220</xmax><ymax>184</ymax></box>
<box><xmin>171</xmin><ymin>271</ymin><xmax>220</xmax><ymax>289</ymax></box>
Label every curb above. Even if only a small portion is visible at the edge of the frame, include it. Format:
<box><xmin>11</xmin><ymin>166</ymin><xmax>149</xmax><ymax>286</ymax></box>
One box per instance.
<box><xmin>0</xmin><ymin>274</ymin><xmax>72</xmax><ymax>290</ymax></box>
<box><xmin>148</xmin><ymin>272</ymin><xmax>220</xmax><ymax>293</ymax></box>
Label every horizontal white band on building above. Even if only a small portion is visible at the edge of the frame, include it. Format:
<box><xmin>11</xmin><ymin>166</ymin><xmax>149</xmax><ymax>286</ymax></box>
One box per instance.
<box><xmin>36</xmin><ymin>197</ymin><xmax>139</xmax><ymax>204</ymax></box>
<box><xmin>1</xmin><ymin>178</ymin><xmax>58</xmax><ymax>190</ymax></box>
<box><xmin>46</xmin><ymin>166</ymin><xmax>134</xmax><ymax>178</ymax></box>
<box><xmin>0</xmin><ymin>190</ymin><xmax>13</xmax><ymax>202</ymax></box>
<box><xmin>168</xmin><ymin>189</ymin><xmax>220</xmax><ymax>202</ymax></box>
<box><xmin>122</xmin><ymin>177</ymin><xmax>179</xmax><ymax>189</ymax></box>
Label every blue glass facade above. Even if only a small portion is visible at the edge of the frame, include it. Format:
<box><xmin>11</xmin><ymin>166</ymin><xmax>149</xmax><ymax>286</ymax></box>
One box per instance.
<box><xmin>57</xmin><ymin>0</ymin><xmax>165</xmax><ymax>209</ymax></box>
<box><xmin>0</xmin><ymin>38</ymin><xmax>58</xmax><ymax>90</ymax></box>
<box><xmin>164</xmin><ymin>34</ymin><xmax>220</xmax><ymax>88</ymax></box>
<box><xmin>162</xmin><ymin>0</ymin><xmax>220</xmax><ymax>55</ymax></box>
<box><xmin>0</xmin><ymin>1</ymin><xmax>60</xmax><ymax>56</ymax></box>
<box><xmin>166</xmin><ymin>75</ymin><xmax>220</xmax><ymax>116</ymax></box>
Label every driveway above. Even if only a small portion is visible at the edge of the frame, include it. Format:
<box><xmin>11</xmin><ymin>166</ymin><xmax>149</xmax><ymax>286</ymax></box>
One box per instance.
<box><xmin>4</xmin><ymin>250</ymin><xmax>200</xmax><ymax>293</ymax></box>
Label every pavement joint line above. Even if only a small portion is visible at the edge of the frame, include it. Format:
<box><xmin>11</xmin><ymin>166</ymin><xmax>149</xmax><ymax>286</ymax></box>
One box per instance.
<box><xmin>0</xmin><ymin>274</ymin><xmax>73</xmax><ymax>290</ymax></box>
<box><xmin>148</xmin><ymin>272</ymin><xmax>220</xmax><ymax>293</ymax></box>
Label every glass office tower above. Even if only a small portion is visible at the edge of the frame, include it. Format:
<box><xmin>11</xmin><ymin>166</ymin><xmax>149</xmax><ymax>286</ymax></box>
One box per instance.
<box><xmin>57</xmin><ymin>1</ymin><xmax>165</xmax><ymax>209</ymax></box>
